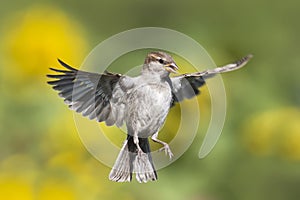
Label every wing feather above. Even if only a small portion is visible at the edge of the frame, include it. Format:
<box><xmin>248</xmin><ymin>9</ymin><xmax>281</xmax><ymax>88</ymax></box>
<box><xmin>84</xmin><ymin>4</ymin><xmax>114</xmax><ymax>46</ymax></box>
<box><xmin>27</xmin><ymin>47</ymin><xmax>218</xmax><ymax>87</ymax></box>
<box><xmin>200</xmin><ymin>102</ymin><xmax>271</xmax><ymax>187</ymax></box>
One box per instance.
<box><xmin>47</xmin><ymin>59</ymin><xmax>129</xmax><ymax>127</ymax></box>
<box><xmin>171</xmin><ymin>54</ymin><xmax>252</xmax><ymax>106</ymax></box>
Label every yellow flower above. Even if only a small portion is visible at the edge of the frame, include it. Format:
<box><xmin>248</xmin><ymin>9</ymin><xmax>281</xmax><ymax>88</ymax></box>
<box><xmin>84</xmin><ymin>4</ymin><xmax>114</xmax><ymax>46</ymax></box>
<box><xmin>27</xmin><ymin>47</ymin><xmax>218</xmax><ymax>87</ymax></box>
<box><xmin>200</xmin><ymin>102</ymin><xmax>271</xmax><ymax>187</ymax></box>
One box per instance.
<box><xmin>242</xmin><ymin>112</ymin><xmax>277</xmax><ymax>156</ymax></box>
<box><xmin>0</xmin><ymin>154</ymin><xmax>37</xmax><ymax>200</ymax></box>
<box><xmin>0</xmin><ymin>176</ymin><xmax>34</xmax><ymax>200</ymax></box>
<box><xmin>37</xmin><ymin>178</ymin><xmax>78</xmax><ymax>200</ymax></box>
<box><xmin>2</xmin><ymin>5</ymin><xmax>88</xmax><ymax>80</ymax></box>
<box><xmin>242</xmin><ymin>107</ymin><xmax>300</xmax><ymax>160</ymax></box>
<box><xmin>279</xmin><ymin>115</ymin><xmax>300</xmax><ymax>160</ymax></box>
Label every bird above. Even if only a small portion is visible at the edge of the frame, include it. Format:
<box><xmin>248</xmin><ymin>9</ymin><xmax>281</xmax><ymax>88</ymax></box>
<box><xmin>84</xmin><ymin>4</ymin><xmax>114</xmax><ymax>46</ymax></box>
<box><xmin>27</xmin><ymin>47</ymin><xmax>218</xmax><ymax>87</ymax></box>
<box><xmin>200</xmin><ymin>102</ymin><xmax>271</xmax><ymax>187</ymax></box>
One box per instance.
<box><xmin>47</xmin><ymin>51</ymin><xmax>252</xmax><ymax>183</ymax></box>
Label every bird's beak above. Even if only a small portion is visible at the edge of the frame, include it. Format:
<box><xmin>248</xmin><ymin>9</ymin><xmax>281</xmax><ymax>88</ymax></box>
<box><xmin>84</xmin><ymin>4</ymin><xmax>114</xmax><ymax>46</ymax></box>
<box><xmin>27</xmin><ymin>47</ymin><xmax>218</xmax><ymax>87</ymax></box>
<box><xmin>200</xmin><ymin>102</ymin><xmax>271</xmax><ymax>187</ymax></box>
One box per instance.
<box><xmin>165</xmin><ymin>63</ymin><xmax>179</xmax><ymax>74</ymax></box>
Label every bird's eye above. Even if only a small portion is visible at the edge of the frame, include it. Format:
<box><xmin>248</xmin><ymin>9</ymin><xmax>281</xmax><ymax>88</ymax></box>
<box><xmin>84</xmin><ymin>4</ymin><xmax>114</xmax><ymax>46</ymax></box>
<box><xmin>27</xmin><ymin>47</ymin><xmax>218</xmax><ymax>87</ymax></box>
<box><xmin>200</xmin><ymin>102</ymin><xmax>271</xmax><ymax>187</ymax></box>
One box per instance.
<box><xmin>158</xmin><ymin>59</ymin><xmax>164</xmax><ymax>64</ymax></box>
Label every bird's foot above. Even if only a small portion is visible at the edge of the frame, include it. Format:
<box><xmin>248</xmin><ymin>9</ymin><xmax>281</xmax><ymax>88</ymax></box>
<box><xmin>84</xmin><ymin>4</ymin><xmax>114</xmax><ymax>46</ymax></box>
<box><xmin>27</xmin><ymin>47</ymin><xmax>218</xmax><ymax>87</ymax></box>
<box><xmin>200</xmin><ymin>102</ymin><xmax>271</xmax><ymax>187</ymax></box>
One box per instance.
<box><xmin>159</xmin><ymin>144</ymin><xmax>174</xmax><ymax>160</ymax></box>
<box><xmin>136</xmin><ymin>145</ymin><xmax>144</xmax><ymax>157</ymax></box>
<box><xmin>134</xmin><ymin>136</ymin><xmax>145</xmax><ymax>156</ymax></box>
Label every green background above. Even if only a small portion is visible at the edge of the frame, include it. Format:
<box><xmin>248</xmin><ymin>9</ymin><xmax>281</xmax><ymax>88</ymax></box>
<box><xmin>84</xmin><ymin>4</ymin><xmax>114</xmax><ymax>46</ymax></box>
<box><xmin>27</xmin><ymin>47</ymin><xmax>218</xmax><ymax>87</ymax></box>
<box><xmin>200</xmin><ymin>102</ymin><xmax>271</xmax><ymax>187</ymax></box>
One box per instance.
<box><xmin>0</xmin><ymin>0</ymin><xmax>300</xmax><ymax>200</ymax></box>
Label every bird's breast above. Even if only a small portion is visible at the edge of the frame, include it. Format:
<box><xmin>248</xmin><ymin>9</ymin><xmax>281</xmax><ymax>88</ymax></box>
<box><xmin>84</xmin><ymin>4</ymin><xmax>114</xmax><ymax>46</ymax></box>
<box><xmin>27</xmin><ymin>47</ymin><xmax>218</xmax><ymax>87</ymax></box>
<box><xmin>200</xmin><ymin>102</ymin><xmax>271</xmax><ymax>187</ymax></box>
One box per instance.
<box><xmin>128</xmin><ymin>82</ymin><xmax>172</xmax><ymax>108</ymax></box>
<box><xmin>125</xmin><ymin>82</ymin><xmax>172</xmax><ymax>135</ymax></box>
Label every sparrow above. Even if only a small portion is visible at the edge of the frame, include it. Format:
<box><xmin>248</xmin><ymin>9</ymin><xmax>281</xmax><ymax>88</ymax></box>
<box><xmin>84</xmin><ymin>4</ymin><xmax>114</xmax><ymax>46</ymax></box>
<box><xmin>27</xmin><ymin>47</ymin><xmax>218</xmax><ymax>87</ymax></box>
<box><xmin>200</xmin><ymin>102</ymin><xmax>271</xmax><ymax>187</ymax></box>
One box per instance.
<box><xmin>47</xmin><ymin>52</ymin><xmax>252</xmax><ymax>183</ymax></box>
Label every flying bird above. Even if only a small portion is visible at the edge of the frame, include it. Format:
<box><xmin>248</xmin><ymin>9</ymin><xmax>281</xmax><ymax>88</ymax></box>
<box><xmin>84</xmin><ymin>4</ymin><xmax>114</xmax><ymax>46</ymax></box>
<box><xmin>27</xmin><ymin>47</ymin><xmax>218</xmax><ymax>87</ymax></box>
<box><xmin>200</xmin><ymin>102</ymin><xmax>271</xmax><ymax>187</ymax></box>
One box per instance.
<box><xmin>47</xmin><ymin>52</ymin><xmax>252</xmax><ymax>183</ymax></box>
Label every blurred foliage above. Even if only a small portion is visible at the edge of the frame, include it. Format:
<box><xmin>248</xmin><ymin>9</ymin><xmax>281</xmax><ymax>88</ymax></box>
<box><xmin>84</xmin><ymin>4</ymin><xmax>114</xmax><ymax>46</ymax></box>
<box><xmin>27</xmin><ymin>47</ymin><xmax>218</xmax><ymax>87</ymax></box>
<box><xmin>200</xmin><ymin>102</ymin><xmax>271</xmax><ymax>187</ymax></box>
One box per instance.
<box><xmin>0</xmin><ymin>1</ymin><xmax>300</xmax><ymax>200</ymax></box>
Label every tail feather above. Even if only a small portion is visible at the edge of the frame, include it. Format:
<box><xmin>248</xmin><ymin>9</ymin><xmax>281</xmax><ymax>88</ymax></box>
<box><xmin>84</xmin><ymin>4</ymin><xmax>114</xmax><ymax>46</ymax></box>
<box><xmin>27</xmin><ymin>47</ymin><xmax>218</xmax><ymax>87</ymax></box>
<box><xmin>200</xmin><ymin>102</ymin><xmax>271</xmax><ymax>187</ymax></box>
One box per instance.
<box><xmin>109</xmin><ymin>135</ymin><xmax>157</xmax><ymax>183</ymax></box>
<box><xmin>134</xmin><ymin>154</ymin><xmax>157</xmax><ymax>183</ymax></box>
<box><xmin>133</xmin><ymin>137</ymin><xmax>157</xmax><ymax>183</ymax></box>
<box><xmin>109</xmin><ymin>139</ymin><xmax>133</xmax><ymax>182</ymax></box>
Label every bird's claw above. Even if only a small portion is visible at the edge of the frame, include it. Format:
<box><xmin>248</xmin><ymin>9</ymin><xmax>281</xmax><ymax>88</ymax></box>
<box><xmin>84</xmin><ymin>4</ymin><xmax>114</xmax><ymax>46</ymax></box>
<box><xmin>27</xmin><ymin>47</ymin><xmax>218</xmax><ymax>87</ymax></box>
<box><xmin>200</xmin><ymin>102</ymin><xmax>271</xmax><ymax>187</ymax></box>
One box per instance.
<box><xmin>136</xmin><ymin>145</ymin><xmax>144</xmax><ymax>157</ymax></box>
<box><xmin>159</xmin><ymin>144</ymin><xmax>173</xmax><ymax>159</ymax></box>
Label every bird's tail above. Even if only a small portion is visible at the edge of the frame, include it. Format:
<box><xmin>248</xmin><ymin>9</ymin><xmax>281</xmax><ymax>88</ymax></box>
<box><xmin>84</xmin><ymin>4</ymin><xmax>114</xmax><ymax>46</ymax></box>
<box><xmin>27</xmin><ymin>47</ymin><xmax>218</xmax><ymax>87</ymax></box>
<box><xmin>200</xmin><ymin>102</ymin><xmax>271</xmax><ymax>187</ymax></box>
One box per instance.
<box><xmin>109</xmin><ymin>135</ymin><xmax>157</xmax><ymax>183</ymax></box>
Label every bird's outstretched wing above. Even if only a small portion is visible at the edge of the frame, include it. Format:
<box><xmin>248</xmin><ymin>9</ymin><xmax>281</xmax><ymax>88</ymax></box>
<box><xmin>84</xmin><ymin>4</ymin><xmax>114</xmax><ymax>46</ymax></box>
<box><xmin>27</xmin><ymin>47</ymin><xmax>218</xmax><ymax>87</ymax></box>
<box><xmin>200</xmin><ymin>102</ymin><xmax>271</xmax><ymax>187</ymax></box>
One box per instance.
<box><xmin>47</xmin><ymin>59</ymin><xmax>129</xmax><ymax>127</ymax></box>
<box><xmin>170</xmin><ymin>54</ymin><xmax>253</xmax><ymax>106</ymax></box>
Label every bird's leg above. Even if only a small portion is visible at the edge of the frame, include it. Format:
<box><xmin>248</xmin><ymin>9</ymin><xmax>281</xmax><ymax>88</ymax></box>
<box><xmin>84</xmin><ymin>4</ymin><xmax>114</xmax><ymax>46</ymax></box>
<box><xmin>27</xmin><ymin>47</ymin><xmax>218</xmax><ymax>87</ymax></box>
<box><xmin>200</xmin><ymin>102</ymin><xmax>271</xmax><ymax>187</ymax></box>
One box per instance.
<box><xmin>151</xmin><ymin>132</ymin><xmax>173</xmax><ymax>159</ymax></box>
<box><xmin>133</xmin><ymin>134</ymin><xmax>143</xmax><ymax>155</ymax></box>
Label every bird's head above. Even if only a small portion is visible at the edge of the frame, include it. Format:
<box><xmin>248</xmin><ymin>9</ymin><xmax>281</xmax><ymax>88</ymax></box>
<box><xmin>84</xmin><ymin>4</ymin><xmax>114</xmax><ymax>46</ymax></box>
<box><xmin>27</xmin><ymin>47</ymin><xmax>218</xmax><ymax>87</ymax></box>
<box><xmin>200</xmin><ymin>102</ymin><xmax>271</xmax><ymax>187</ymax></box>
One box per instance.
<box><xmin>142</xmin><ymin>51</ymin><xmax>179</xmax><ymax>76</ymax></box>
